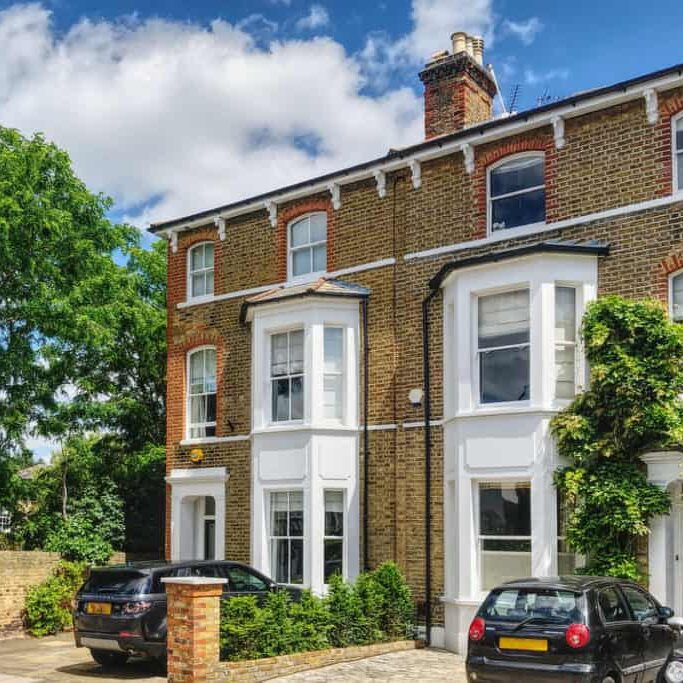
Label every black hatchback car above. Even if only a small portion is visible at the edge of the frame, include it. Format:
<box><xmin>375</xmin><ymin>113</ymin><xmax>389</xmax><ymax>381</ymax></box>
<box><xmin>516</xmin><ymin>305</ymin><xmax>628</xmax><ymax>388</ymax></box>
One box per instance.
<box><xmin>466</xmin><ymin>576</ymin><xmax>681</xmax><ymax>683</ymax></box>
<box><xmin>73</xmin><ymin>559</ymin><xmax>295</xmax><ymax>668</ymax></box>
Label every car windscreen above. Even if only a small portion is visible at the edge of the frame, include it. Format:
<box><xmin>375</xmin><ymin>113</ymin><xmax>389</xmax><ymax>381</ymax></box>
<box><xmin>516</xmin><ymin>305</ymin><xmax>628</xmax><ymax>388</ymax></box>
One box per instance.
<box><xmin>80</xmin><ymin>570</ymin><xmax>151</xmax><ymax>596</ymax></box>
<box><xmin>480</xmin><ymin>587</ymin><xmax>587</xmax><ymax>625</ymax></box>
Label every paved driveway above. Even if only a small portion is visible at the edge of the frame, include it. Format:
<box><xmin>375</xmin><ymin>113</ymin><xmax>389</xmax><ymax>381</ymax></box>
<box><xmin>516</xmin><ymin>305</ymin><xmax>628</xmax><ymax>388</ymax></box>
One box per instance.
<box><xmin>0</xmin><ymin>633</ymin><xmax>164</xmax><ymax>683</ymax></box>
<box><xmin>0</xmin><ymin>634</ymin><xmax>466</xmax><ymax>682</ymax></box>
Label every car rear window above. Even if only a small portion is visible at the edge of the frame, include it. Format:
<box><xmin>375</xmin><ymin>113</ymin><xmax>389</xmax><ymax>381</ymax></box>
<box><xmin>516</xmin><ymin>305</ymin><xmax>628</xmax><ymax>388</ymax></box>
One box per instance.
<box><xmin>81</xmin><ymin>571</ymin><xmax>151</xmax><ymax>596</ymax></box>
<box><xmin>481</xmin><ymin>587</ymin><xmax>587</xmax><ymax>624</ymax></box>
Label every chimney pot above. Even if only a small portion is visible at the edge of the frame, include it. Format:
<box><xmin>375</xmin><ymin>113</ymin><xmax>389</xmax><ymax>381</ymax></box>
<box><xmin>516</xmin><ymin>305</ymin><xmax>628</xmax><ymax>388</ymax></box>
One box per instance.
<box><xmin>472</xmin><ymin>36</ymin><xmax>484</xmax><ymax>65</ymax></box>
<box><xmin>451</xmin><ymin>31</ymin><xmax>467</xmax><ymax>55</ymax></box>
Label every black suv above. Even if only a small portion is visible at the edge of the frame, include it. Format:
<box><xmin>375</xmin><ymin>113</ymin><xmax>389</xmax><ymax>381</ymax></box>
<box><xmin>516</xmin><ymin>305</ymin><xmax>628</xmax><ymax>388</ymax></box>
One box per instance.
<box><xmin>466</xmin><ymin>576</ymin><xmax>680</xmax><ymax>683</ymax></box>
<box><xmin>73</xmin><ymin>560</ymin><xmax>295</xmax><ymax>668</ymax></box>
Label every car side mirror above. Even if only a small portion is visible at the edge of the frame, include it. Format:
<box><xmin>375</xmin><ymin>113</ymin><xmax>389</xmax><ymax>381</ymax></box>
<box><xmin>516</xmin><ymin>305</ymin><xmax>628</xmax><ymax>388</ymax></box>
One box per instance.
<box><xmin>667</xmin><ymin>616</ymin><xmax>683</xmax><ymax>630</ymax></box>
<box><xmin>659</xmin><ymin>606</ymin><xmax>675</xmax><ymax>621</ymax></box>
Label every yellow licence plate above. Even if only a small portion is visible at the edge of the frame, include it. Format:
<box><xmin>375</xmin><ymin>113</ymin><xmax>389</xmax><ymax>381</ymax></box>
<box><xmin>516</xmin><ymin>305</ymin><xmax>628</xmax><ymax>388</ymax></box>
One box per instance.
<box><xmin>499</xmin><ymin>637</ymin><xmax>548</xmax><ymax>652</ymax></box>
<box><xmin>85</xmin><ymin>602</ymin><xmax>112</xmax><ymax>615</ymax></box>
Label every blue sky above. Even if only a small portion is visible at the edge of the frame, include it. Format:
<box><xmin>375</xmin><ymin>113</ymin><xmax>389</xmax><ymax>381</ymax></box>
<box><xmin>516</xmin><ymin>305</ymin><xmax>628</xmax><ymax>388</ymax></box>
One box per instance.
<box><xmin>0</xmin><ymin>0</ymin><xmax>681</xmax><ymax>459</ymax></box>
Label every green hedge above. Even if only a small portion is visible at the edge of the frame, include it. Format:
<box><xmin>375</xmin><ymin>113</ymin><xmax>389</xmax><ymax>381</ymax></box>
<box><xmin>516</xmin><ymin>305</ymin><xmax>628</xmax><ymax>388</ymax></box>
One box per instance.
<box><xmin>219</xmin><ymin>562</ymin><xmax>414</xmax><ymax>662</ymax></box>
<box><xmin>25</xmin><ymin>561</ymin><xmax>88</xmax><ymax>637</ymax></box>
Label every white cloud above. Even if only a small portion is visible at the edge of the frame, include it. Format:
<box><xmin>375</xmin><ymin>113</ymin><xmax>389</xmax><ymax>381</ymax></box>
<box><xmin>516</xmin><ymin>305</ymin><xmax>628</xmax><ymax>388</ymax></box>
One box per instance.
<box><xmin>0</xmin><ymin>3</ymin><xmax>423</xmax><ymax>227</ymax></box>
<box><xmin>524</xmin><ymin>67</ymin><xmax>569</xmax><ymax>85</ymax></box>
<box><xmin>502</xmin><ymin>17</ymin><xmax>543</xmax><ymax>46</ymax></box>
<box><xmin>296</xmin><ymin>4</ymin><xmax>330</xmax><ymax>32</ymax></box>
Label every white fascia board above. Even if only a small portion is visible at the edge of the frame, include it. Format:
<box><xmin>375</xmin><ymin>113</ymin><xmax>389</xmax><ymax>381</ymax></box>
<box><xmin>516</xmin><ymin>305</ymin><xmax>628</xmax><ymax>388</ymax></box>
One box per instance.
<box><xmin>153</xmin><ymin>70</ymin><xmax>683</xmax><ymax>238</ymax></box>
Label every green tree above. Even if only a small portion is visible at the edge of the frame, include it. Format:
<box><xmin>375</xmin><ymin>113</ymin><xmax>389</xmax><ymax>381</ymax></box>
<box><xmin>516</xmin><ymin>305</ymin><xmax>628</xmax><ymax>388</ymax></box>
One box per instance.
<box><xmin>553</xmin><ymin>296</ymin><xmax>682</xmax><ymax>579</ymax></box>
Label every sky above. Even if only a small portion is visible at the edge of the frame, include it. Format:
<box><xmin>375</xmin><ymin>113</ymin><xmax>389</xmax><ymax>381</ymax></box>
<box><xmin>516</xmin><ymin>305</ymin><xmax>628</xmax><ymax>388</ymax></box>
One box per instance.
<box><xmin>1</xmin><ymin>0</ymin><xmax>682</xmax><ymax>459</ymax></box>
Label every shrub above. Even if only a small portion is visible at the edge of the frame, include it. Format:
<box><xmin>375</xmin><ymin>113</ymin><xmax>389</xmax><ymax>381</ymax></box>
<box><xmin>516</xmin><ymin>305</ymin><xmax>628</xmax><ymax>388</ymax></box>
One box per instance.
<box><xmin>25</xmin><ymin>561</ymin><xmax>87</xmax><ymax>637</ymax></box>
<box><xmin>219</xmin><ymin>562</ymin><xmax>414</xmax><ymax>661</ymax></box>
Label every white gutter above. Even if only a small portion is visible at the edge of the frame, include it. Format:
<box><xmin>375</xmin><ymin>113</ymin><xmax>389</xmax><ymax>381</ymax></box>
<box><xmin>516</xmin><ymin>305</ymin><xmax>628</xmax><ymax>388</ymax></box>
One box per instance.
<box><xmin>154</xmin><ymin>70</ymin><xmax>683</xmax><ymax>238</ymax></box>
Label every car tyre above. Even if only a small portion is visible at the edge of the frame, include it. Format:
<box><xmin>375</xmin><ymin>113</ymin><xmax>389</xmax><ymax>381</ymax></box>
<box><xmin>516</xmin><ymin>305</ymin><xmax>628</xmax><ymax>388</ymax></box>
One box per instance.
<box><xmin>602</xmin><ymin>676</ymin><xmax>617</xmax><ymax>683</ymax></box>
<box><xmin>90</xmin><ymin>649</ymin><xmax>129</xmax><ymax>668</ymax></box>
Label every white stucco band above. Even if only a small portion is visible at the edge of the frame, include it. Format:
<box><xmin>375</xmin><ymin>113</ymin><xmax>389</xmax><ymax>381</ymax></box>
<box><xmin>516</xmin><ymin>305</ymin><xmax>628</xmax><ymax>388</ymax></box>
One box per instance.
<box><xmin>167</xmin><ymin>467</ymin><xmax>229</xmax><ymax>562</ymax></box>
<box><xmin>440</xmin><ymin>251</ymin><xmax>599</xmax><ymax>653</ymax></box>
<box><xmin>643</xmin><ymin>451</ymin><xmax>683</xmax><ymax>616</ymax></box>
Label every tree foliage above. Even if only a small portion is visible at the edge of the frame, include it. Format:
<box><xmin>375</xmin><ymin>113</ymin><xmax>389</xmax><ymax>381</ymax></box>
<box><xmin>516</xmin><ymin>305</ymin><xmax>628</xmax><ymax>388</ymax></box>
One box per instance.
<box><xmin>552</xmin><ymin>296</ymin><xmax>682</xmax><ymax>580</ymax></box>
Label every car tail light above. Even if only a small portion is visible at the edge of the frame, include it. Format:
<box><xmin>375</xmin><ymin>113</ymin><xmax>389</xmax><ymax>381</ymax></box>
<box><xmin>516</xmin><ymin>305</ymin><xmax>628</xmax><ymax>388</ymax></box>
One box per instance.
<box><xmin>469</xmin><ymin>617</ymin><xmax>486</xmax><ymax>641</ymax></box>
<box><xmin>565</xmin><ymin>623</ymin><xmax>590</xmax><ymax>649</ymax></box>
<box><xmin>122</xmin><ymin>601</ymin><xmax>152</xmax><ymax>616</ymax></box>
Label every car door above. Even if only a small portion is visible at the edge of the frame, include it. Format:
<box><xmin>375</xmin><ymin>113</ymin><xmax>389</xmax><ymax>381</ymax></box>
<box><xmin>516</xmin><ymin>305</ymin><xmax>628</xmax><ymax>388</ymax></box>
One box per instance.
<box><xmin>596</xmin><ymin>585</ymin><xmax>644</xmax><ymax>683</ymax></box>
<box><xmin>225</xmin><ymin>566</ymin><xmax>272</xmax><ymax>605</ymax></box>
<box><xmin>620</xmin><ymin>584</ymin><xmax>674</xmax><ymax>683</ymax></box>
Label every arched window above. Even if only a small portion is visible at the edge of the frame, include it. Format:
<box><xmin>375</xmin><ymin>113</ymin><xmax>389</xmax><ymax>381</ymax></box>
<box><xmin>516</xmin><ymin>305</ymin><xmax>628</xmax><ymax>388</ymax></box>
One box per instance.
<box><xmin>187</xmin><ymin>347</ymin><xmax>217</xmax><ymax>438</ymax></box>
<box><xmin>288</xmin><ymin>213</ymin><xmax>327</xmax><ymax>280</ymax></box>
<box><xmin>188</xmin><ymin>242</ymin><xmax>214</xmax><ymax>299</ymax></box>
<box><xmin>671</xmin><ymin>271</ymin><xmax>683</xmax><ymax>322</ymax></box>
<box><xmin>488</xmin><ymin>154</ymin><xmax>545</xmax><ymax>233</ymax></box>
<box><xmin>674</xmin><ymin>115</ymin><xmax>683</xmax><ymax>192</ymax></box>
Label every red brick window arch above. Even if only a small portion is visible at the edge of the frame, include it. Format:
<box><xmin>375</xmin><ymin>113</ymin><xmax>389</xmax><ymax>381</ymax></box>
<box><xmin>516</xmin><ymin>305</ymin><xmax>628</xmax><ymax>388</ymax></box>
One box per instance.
<box><xmin>287</xmin><ymin>211</ymin><xmax>328</xmax><ymax>281</ymax></box>
<box><xmin>673</xmin><ymin>111</ymin><xmax>683</xmax><ymax>194</ymax></box>
<box><xmin>487</xmin><ymin>151</ymin><xmax>546</xmax><ymax>235</ymax></box>
<box><xmin>187</xmin><ymin>345</ymin><xmax>217</xmax><ymax>439</ymax></box>
<box><xmin>187</xmin><ymin>241</ymin><xmax>215</xmax><ymax>301</ymax></box>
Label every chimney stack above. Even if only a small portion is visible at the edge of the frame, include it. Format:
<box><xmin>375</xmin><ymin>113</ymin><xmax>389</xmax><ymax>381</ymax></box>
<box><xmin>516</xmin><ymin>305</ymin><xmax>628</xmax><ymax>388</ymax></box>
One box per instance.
<box><xmin>419</xmin><ymin>31</ymin><xmax>497</xmax><ymax>140</ymax></box>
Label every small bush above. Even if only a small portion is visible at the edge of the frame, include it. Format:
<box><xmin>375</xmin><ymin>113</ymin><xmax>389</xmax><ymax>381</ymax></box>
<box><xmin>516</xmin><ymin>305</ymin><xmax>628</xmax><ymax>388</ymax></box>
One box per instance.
<box><xmin>219</xmin><ymin>562</ymin><xmax>414</xmax><ymax>662</ymax></box>
<box><xmin>25</xmin><ymin>561</ymin><xmax>88</xmax><ymax>637</ymax></box>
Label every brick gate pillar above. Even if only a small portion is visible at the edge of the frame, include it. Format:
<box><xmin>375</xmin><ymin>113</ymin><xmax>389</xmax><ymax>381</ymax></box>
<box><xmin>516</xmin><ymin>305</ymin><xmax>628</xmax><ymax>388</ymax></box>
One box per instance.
<box><xmin>161</xmin><ymin>576</ymin><xmax>227</xmax><ymax>682</ymax></box>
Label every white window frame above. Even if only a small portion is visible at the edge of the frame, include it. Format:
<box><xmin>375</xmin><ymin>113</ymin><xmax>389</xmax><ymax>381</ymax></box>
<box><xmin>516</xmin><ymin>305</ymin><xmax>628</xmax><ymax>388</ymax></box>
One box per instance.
<box><xmin>269</xmin><ymin>328</ymin><xmax>305</xmax><ymax>424</ymax></box>
<box><xmin>669</xmin><ymin>269</ymin><xmax>683</xmax><ymax>322</ymax></box>
<box><xmin>187</xmin><ymin>241</ymin><xmax>215</xmax><ymax>301</ymax></box>
<box><xmin>476</xmin><ymin>480</ymin><xmax>532</xmax><ymax>595</ymax></box>
<box><xmin>323</xmin><ymin>489</ymin><xmax>346</xmax><ymax>584</ymax></box>
<box><xmin>323</xmin><ymin>326</ymin><xmax>345</xmax><ymax>423</ymax></box>
<box><xmin>201</xmin><ymin>496</ymin><xmax>217</xmax><ymax>561</ymax></box>
<box><xmin>487</xmin><ymin>152</ymin><xmax>546</xmax><ymax>236</ymax></box>
<box><xmin>186</xmin><ymin>346</ymin><xmax>217</xmax><ymax>440</ymax></box>
<box><xmin>554</xmin><ymin>284</ymin><xmax>579</xmax><ymax>403</ymax></box>
<box><xmin>287</xmin><ymin>212</ymin><xmax>327</xmax><ymax>283</ymax></box>
<box><xmin>474</xmin><ymin>286</ymin><xmax>532</xmax><ymax>408</ymax></box>
<box><xmin>268</xmin><ymin>489</ymin><xmax>305</xmax><ymax>587</ymax></box>
<box><xmin>672</xmin><ymin>112</ymin><xmax>683</xmax><ymax>194</ymax></box>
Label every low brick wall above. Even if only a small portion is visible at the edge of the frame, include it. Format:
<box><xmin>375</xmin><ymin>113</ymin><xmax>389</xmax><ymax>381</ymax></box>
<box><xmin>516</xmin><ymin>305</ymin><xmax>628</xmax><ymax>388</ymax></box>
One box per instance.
<box><xmin>0</xmin><ymin>550</ymin><xmax>128</xmax><ymax>638</ymax></box>
<box><xmin>0</xmin><ymin>551</ymin><xmax>62</xmax><ymax>637</ymax></box>
<box><xmin>210</xmin><ymin>640</ymin><xmax>424</xmax><ymax>682</ymax></box>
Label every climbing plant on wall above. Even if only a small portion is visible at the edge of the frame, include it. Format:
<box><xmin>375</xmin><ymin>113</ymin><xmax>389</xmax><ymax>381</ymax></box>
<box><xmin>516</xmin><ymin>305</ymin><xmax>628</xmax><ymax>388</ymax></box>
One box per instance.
<box><xmin>552</xmin><ymin>295</ymin><xmax>683</xmax><ymax>580</ymax></box>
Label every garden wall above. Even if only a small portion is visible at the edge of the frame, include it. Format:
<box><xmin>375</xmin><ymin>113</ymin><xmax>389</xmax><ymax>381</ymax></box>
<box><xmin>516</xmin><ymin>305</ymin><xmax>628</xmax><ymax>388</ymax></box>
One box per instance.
<box><xmin>0</xmin><ymin>550</ymin><xmax>126</xmax><ymax>637</ymax></box>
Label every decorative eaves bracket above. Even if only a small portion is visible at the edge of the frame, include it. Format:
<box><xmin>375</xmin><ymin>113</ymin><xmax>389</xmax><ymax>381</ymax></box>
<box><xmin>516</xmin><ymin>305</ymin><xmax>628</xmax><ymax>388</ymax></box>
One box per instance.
<box><xmin>328</xmin><ymin>182</ymin><xmax>341</xmax><ymax>210</ymax></box>
<box><xmin>461</xmin><ymin>143</ymin><xmax>475</xmax><ymax>174</ymax></box>
<box><xmin>169</xmin><ymin>230</ymin><xmax>178</xmax><ymax>253</ymax></box>
<box><xmin>551</xmin><ymin>115</ymin><xmax>566</xmax><ymax>149</ymax></box>
<box><xmin>265</xmin><ymin>201</ymin><xmax>277</xmax><ymax>228</ymax></box>
<box><xmin>374</xmin><ymin>170</ymin><xmax>387</xmax><ymax>198</ymax></box>
<box><xmin>214</xmin><ymin>216</ymin><xmax>226</xmax><ymax>241</ymax></box>
<box><xmin>644</xmin><ymin>88</ymin><xmax>659</xmax><ymax>125</ymax></box>
<box><xmin>409</xmin><ymin>159</ymin><xmax>421</xmax><ymax>190</ymax></box>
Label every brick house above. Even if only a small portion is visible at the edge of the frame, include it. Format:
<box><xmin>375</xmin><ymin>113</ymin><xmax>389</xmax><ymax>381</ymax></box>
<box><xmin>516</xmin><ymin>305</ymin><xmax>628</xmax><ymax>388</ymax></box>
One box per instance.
<box><xmin>149</xmin><ymin>31</ymin><xmax>683</xmax><ymax>652</ymax></box>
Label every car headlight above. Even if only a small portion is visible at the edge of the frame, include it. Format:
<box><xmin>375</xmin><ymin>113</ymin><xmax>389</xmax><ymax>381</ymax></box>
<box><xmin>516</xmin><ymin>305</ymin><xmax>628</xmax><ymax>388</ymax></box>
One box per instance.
<box><xmin>666</xmin><ymin>660</ymin><xmax>683</xmax><ymax>683</ymax></box>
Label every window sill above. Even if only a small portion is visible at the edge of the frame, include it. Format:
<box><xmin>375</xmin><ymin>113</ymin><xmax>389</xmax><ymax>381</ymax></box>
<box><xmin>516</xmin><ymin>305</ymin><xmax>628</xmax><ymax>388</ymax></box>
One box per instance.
<box><xmin>180</xmin><ymin>435</ymin><xmax>250</xmax><ymax>446</ymax></box>
<box><xmin>447</xmin><ymin>404</ymin><xmax>559</xmax><ymax>421</ymax></box>
<box><xmin>487</xmin><ymin>221</ymin><xmax>547</xmax><ymax>242</ymax></box>
<box><xmin>285</xmin><ymin>271</ymin><xmax>328</xmax><ymax>287</ymax></box>
<box><xmin>253</xmin><ymin>423</ymin><xmax>358</xmax><ymax>436</ymax></box>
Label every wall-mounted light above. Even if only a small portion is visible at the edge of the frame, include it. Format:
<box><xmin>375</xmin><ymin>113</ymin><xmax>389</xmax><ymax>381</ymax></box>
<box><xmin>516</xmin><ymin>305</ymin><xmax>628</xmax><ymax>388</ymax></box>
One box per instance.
<box><xmin>409</xmin><ymin>388</ymin><xmax>424</xmax><ymax>408</ymax></box>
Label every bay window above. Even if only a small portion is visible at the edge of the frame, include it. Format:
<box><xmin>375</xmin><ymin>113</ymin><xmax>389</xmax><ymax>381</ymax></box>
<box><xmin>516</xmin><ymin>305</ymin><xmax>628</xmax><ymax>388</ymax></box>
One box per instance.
<box><xmin>477</xmin><ymin>289</ymin><xmax>530</xmax><ymax>404</ymax></box>
<box><xmin>187</xmin><ymin>347</ymin><xmax>217</xmax><ymax>438</ymax></box>
<box><xmin>271</xmin><ymin>330</ymin><xmax>304</xmax><ymax>422</ymax></box>
<box><xmin>675</xmin><ymin>116</ymin><xmax>683</xmax><ymax>192</ymax></box>
<box><xmin>323</xmin><ymin>327</ymin><xmax>343</xmax><ymax>420</ymax></box>
<box><xmin>489</xmin><ymin>155</ymin><xmax>545</xmax><ymax>232</ymax></box>
<box><xmin>270</xmin><ymin>491</ymin><xmax>304</xmax><ymax>585</ymax></box>
<box><xmin>324</xmin><ymin>490</ymin><xmax>344</xmax><ymax>582</ymax></box>
<box><xmin>555</xmin><ymin>286</ymin><xmax>577</xmax><ymax>400</ymax></box>
<box><xmin>188</xmin><ymin>242</ymin><xmax>214</xmax><ymax>299</ymax></box>
<box><xmin>478</xmin><ymin>482</ymin><xmax>531</xmax><ymax>590</ymax></box>
<box><xmin>289</xmin><ymin>213</ymin><xmax>327</xmax><ymax>280</ymax></box>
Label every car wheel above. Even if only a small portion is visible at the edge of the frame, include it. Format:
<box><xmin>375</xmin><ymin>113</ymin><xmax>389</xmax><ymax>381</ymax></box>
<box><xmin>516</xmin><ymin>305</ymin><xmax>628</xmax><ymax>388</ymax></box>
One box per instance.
<box><xmin>602</xmin><ymin>676</ymin><xmax>617</xmax><ymax>683</ymax></box>
<box><xmin>89</xmin><ymin>649</ymin><xmax>129</xmax><ymax>668</ymax></box>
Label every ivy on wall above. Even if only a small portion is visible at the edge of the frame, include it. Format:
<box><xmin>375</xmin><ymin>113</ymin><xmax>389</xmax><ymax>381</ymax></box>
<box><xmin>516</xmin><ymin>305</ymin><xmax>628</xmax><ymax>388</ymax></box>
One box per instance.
<box><xmin>552</xmin><ymin>296</ymin><xmax>683</xmax><ymax>580</ymax></box>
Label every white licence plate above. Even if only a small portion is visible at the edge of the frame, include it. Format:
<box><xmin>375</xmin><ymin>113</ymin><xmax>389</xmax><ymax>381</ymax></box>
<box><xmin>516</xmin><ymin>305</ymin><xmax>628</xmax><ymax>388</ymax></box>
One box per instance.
<box><xmin>81</xmin><ymin>637</ymin><xmax>123</xmax><ymax>652</ymax></box>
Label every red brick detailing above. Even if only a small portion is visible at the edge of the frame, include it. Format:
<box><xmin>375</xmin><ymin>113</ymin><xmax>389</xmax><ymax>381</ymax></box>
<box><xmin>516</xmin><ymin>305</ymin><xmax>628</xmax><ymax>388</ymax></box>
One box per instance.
<box><xmin>276</xmin><ymin>197</ymin><xmax>335</xmax><ymax>280</ymax></box>
<box><xmin>473</xmin><ymin>135</ymin><xmax>555</xmax><ymax>239</ymax></box>
<box><xmin>656</xmin><ymin>93</ymin><xmax>683</xmax><ymax>197</ymax></box>
<box><xmin>655</xmin><ymin>251</ymin><xmax>683</xmax><ymax>303</ymax></box>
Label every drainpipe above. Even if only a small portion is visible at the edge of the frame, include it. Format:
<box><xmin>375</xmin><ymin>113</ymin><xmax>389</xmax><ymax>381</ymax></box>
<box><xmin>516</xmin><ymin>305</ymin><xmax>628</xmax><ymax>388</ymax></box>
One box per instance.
<box><xmin>362</xmin><ymin>296</ymin><xmax>370</xmax><ymax>572</ymax></box>
<box><xmin>421</xmin><ymin>286</ymin><xmax>439</xmax><ymax>646</ymax></box>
